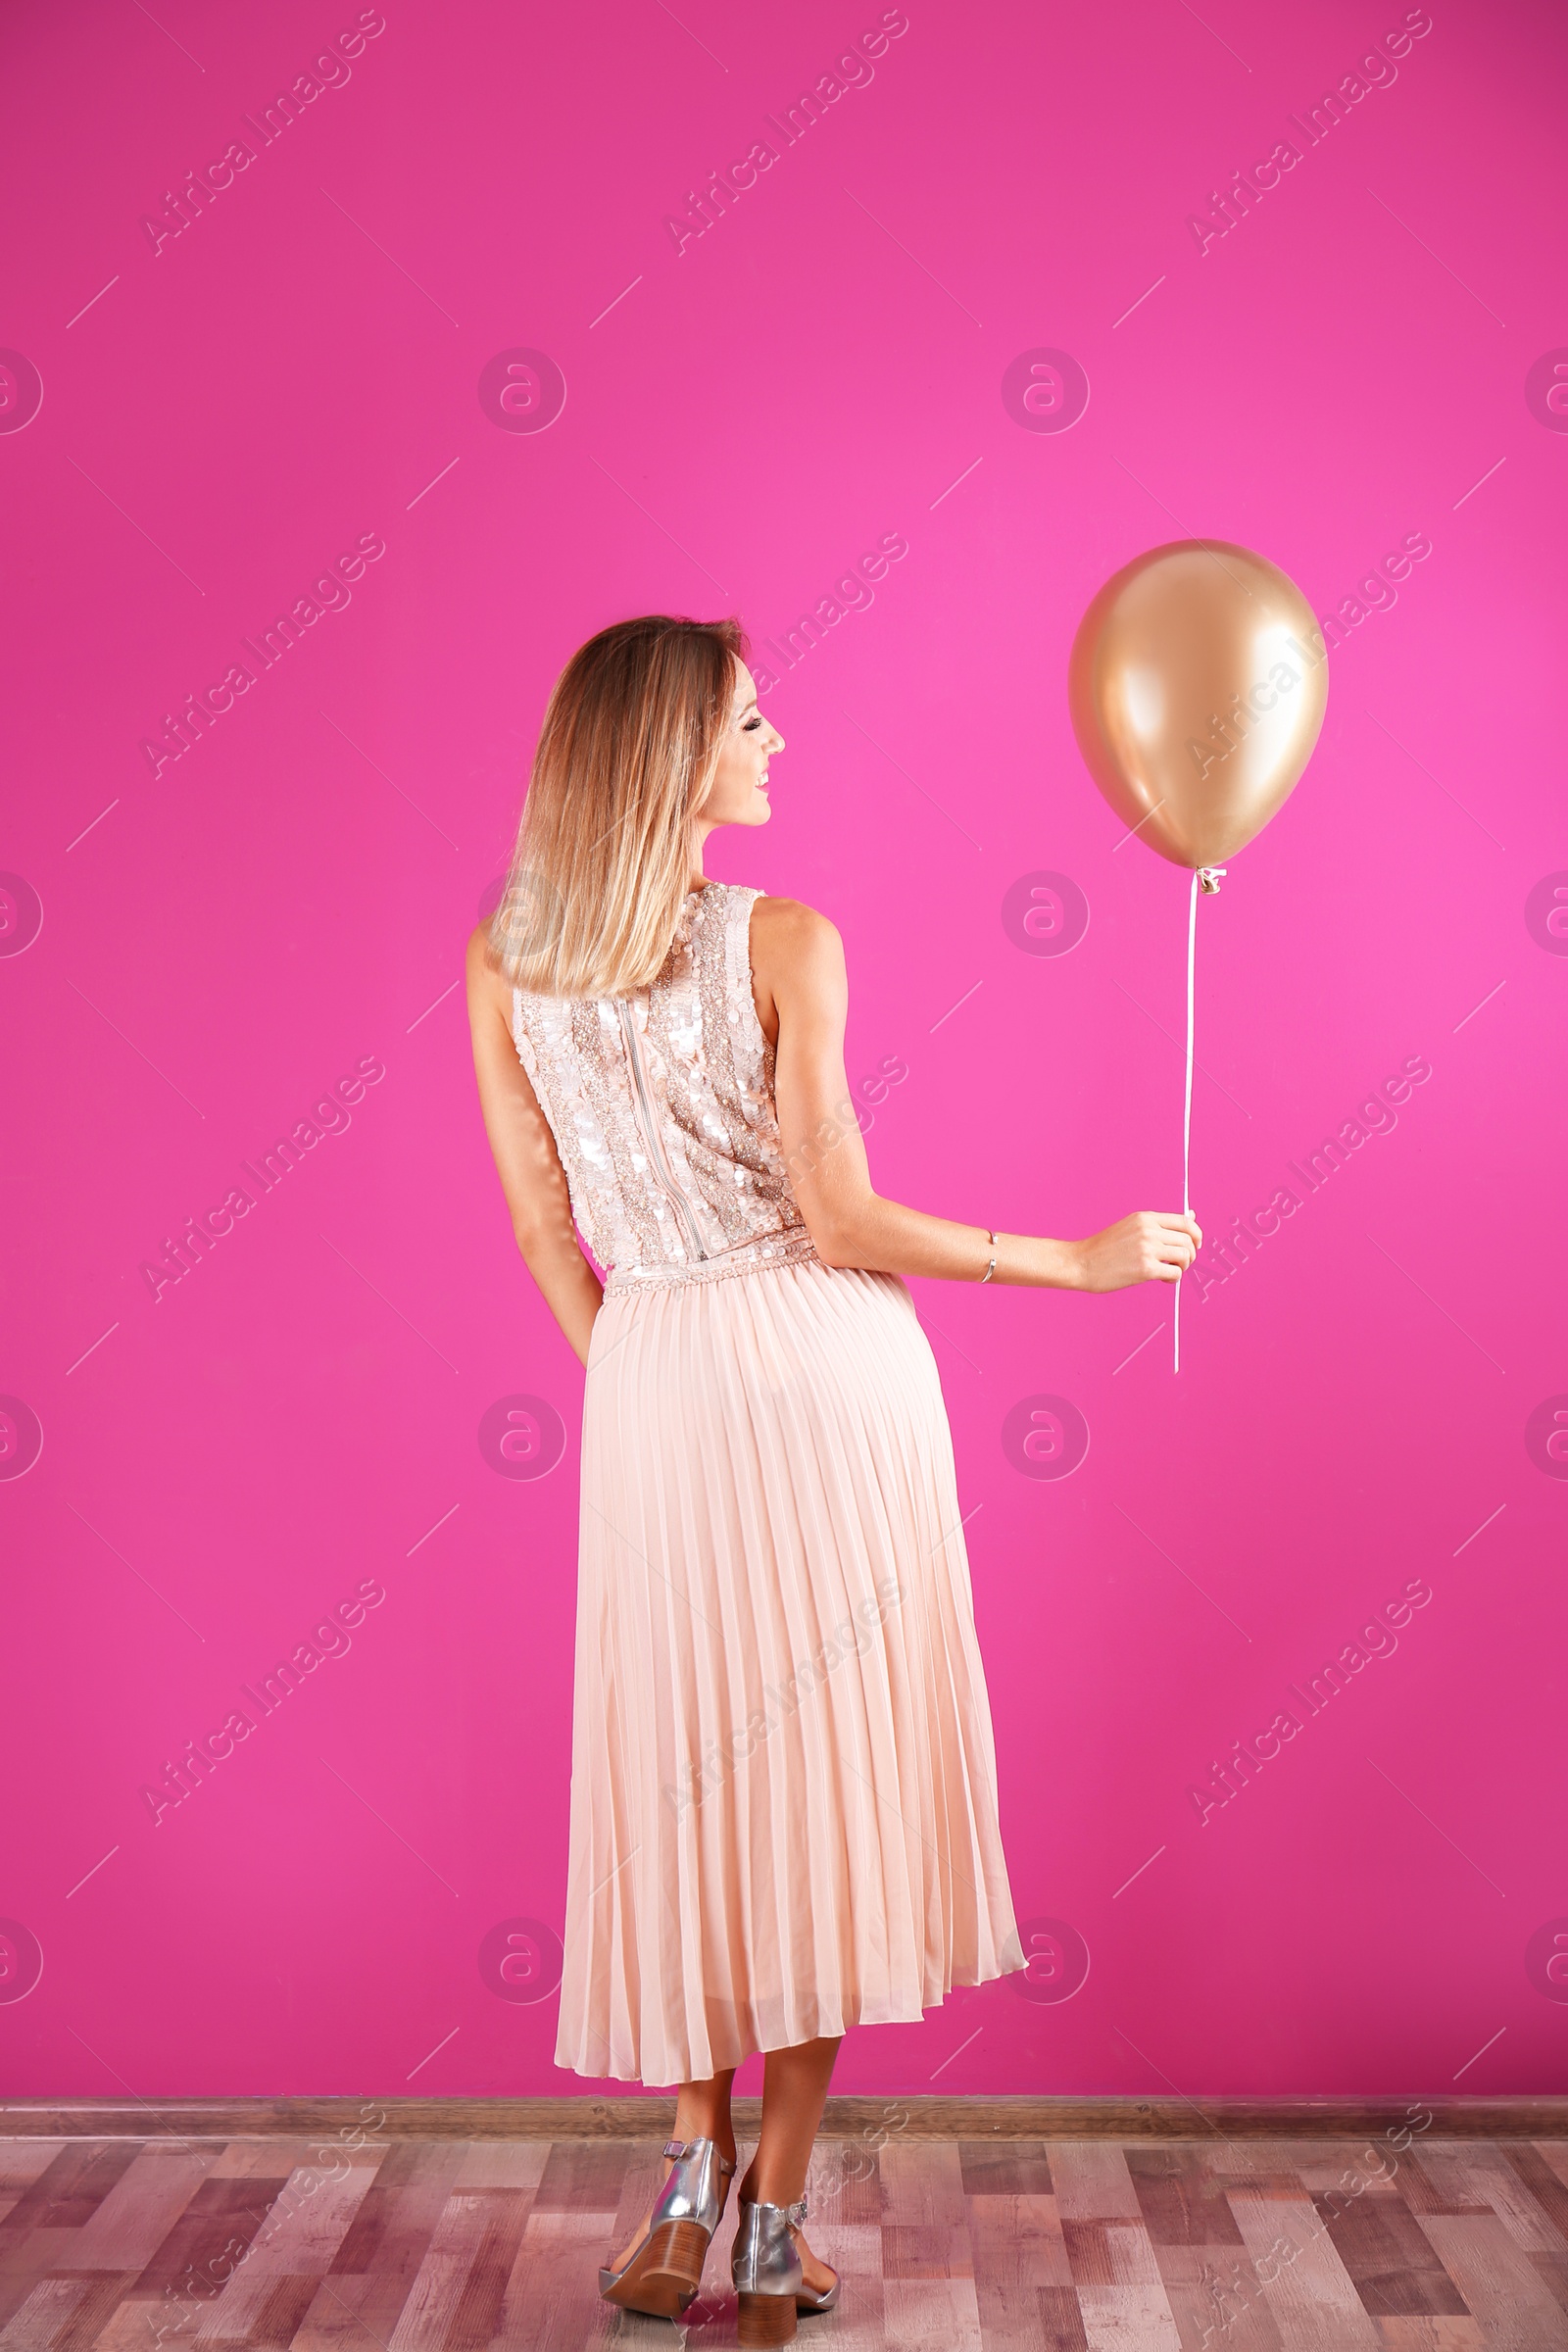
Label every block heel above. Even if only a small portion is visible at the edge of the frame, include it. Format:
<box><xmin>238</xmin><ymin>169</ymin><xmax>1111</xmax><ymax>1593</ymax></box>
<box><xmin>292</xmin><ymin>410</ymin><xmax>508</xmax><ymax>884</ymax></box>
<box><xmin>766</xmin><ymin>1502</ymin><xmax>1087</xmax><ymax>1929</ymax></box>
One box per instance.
<box><xmin>738</xmin><ymin>2287</ymin><xmax>798</xmax><ymax>2346</ymax></box>
<box><xmin>643</xmin><ymin>2215</ymin><xmax>710</xmax><ymax>2300</ymax></box>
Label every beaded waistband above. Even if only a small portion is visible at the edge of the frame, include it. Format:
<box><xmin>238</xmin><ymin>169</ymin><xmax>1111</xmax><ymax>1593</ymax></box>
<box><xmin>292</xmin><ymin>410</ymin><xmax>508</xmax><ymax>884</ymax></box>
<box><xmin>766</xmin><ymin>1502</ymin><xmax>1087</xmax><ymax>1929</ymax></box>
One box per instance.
<box><xmin>603</xmin><ymin>1229</ymin><xmax>822</xmax><ymax>1298</ymax></box>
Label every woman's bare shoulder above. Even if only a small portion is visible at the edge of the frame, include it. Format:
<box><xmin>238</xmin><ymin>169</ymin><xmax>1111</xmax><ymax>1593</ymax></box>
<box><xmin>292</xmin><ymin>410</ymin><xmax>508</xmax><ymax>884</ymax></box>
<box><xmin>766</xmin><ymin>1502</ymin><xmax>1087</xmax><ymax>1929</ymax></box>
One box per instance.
<box><xmin>749</xmin><ymin>895</ymin><xmax>847</xmax><ymax>1014</ymax></box>
<box><xmin>750</xmin><ymin>892</ymin><xmax>843</xmax><ymax>961</ymax></box>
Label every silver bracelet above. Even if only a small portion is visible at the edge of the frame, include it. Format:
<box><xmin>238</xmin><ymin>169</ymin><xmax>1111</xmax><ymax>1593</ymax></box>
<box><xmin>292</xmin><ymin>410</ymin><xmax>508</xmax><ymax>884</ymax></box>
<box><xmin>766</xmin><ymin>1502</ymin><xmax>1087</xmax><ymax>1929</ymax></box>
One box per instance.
<box><xmin>979</xmin><ymin>1230</ymin><xmax>998</xmax><ymax>1284</ymax></box>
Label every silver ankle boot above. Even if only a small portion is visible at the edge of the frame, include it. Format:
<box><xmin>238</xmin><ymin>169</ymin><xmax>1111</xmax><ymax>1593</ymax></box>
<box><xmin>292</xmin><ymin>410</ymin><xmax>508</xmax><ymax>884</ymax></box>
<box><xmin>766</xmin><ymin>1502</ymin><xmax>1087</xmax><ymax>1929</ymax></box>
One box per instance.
<box><xmin>732</xmin><ymin>2193</ymin><xmax>840</xmax><ymax>2345</ymax></box>
<box><xmin>598</xmin><ymin>2135</ymin><xmax>735</xmax><ymax>2318</ymax></box>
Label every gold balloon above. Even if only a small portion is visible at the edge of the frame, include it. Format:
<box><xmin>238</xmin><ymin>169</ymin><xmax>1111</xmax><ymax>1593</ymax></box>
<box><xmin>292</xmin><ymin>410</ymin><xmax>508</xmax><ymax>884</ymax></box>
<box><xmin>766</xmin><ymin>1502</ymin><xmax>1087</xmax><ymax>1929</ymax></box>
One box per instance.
<box><xmin>1068</xmin><ymin>539</ymin><xmax>1329</xmax><ymax>868</ymax></box>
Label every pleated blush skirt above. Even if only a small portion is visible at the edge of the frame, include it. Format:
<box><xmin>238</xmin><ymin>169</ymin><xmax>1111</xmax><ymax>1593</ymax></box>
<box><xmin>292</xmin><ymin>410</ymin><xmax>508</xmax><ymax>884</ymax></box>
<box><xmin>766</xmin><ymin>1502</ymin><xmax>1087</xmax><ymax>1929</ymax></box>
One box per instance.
<box><xmin>555</xmin><ymin>1256</ymin><xmax>1025</xmax><ymax>2086</ymax></box>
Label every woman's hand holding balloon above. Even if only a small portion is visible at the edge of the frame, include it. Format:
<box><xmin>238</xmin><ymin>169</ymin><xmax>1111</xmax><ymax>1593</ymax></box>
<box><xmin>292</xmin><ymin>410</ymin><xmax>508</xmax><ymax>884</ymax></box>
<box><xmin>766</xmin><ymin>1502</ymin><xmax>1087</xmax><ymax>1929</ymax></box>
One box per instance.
<box><xmin>1070</xmin><ymin>1211</ymin><xmax>1202</xmax><ymax>1292</ymax></box>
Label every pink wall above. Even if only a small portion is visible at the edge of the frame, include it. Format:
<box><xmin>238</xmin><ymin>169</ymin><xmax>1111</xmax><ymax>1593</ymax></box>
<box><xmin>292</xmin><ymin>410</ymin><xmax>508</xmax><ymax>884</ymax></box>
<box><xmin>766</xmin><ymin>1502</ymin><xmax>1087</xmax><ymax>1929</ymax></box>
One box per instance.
<box><xmin>2</xmin><ymin>0</ymin><xmax>1565</xmax><ymax>2102</ymax></box>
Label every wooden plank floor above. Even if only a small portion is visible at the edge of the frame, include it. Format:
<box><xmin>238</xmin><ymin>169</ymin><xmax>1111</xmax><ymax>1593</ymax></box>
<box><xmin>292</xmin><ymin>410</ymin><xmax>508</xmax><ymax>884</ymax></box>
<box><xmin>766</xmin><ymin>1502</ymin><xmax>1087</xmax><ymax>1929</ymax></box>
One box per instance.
<box><xmin>4</xmin><ymin>2131</ymin><xmax>1568</xmax><ymax>2350</ymax></box>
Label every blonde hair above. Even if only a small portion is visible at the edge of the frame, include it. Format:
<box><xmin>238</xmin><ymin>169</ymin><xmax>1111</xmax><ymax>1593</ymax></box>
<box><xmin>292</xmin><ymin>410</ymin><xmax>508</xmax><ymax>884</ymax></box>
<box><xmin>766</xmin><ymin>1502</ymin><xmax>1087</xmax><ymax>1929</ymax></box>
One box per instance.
<box><xmin>489</xmin><ymin>613</ymin><xmax>748</xmax><ymax>999</ymax></box>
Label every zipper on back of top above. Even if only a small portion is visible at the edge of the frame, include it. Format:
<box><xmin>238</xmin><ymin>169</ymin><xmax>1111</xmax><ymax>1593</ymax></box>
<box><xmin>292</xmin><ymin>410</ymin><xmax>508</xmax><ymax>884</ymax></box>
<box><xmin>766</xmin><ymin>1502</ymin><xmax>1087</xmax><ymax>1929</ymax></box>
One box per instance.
<box><xmin>615</xmin><ymin>1000</ymin><xmax>709</xmax><ymax>1262</ymax></box>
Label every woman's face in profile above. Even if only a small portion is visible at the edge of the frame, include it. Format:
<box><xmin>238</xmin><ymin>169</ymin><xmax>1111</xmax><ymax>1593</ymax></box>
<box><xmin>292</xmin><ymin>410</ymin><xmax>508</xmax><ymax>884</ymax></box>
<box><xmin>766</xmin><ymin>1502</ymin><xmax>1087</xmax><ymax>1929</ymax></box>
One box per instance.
<box><xmin>699</xmin><ymin>662</ymin><xmax>785</xmax><ymax>831</ymax></box>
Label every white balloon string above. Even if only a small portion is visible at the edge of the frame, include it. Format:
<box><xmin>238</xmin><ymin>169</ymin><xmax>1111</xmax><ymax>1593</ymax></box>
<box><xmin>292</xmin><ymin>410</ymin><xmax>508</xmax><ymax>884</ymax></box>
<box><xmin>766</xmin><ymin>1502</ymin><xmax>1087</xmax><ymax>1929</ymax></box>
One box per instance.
<box><xmin>1176</xmin><ymin>866</ymin><xmax>1198</xmax><ymax>1374</ymax></box>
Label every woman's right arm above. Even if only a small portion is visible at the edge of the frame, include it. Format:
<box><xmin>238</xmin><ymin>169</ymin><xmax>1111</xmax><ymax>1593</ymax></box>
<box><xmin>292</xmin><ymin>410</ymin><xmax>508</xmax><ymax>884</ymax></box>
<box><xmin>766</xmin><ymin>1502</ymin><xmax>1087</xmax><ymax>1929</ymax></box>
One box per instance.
<box><xmin>757</xmin><ymin>898</ymin><xmax>1200</xmax><ymax>1293</ymax></box>
<box><xmin>466</xmin><ymin>925</ymin><xmax>604</xmax><ymax>1366</ymax></box>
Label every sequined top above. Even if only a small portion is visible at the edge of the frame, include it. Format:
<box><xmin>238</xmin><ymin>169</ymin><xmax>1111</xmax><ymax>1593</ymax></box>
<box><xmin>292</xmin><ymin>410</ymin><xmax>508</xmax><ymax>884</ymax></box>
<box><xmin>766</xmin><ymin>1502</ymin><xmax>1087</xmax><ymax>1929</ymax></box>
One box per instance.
<box><xmin>511</xmin><ymin>882</ymin><xmax>821</xmax><ymax>1296</ymax></box>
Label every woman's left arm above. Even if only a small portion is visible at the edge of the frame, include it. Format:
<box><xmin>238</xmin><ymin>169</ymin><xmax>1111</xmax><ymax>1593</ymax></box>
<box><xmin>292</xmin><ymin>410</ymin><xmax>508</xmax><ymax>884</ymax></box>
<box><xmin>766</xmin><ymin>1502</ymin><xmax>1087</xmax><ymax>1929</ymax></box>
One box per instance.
<box><xmin>466</xmin><ymin>926</ymin><xmax>603</xmax><ymax>1365</ymax></box>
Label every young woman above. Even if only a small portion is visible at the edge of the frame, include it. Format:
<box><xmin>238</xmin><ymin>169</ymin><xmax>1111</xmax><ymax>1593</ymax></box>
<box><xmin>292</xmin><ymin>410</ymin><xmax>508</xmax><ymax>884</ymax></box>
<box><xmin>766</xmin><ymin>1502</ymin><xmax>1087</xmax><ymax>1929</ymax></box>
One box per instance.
<box><xmin>466</xmin><ymin>614</ymin><xmax>1200</xmax><ymax>2343</ymax></box>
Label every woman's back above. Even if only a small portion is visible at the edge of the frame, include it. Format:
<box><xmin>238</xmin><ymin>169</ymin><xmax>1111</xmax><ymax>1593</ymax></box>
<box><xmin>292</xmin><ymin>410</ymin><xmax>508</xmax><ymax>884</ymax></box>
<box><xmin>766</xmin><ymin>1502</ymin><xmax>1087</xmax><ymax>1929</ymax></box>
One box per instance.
<box><xmin>511</xmin><ymin>879</ymin><xmax>819</xmax><ymax>1295</ymax></box>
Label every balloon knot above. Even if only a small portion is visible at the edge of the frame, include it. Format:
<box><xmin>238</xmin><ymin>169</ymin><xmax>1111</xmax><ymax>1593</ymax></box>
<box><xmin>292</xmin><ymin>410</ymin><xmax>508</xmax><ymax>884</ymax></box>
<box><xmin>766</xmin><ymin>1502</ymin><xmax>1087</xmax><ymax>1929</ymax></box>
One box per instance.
<box><xmin>1198</xmin><ymin>865</ymin><xmax>1227</xmax><ymax>894</ymax></box>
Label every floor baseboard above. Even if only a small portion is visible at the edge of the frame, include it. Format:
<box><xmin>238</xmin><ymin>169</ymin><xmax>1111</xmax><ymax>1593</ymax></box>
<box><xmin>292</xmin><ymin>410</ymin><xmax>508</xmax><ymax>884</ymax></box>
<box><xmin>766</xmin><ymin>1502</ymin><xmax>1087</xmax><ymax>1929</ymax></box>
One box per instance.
<box><xmin>3</xmin><ymin>2094</ymin><xmax>1566</xmax><ymax>2139</ymax></box>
